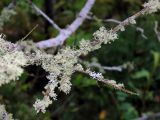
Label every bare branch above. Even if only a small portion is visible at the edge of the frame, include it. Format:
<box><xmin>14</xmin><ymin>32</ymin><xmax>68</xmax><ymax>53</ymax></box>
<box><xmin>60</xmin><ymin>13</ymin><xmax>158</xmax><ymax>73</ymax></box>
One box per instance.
<box><xmin>103</xmin><ymin>66</ymin><xmax>123</xmax><ymax>72</ymax></box>
<box><xmin>36</xmin><ymin>4</ymin><xmax>150</xmax><ymax>49</ymax></box>
<box><xmin>99</xmin><ymin>79</ymin><xmax>138</xmax><ymax>95</ymax></box>
<box><xmin>137</xmin><ymin>112</ymin><xmax>160</xmax><ymax>120</ymax></box>
<box><xmin>7</xmin><ymin>0</ymin><xmax>17</xmax><ymax>9</ymax></box>
<box><xmin>79</xmin><ymin>58</ymin><xmax>127</xmax><ymax>72</ymax></box>
<box><xmin>36</xmin><ymin>0</ymin><xmax>96</xmax><ymax>49</ymax></box>
<box><xmin>154</xmin><ymin>21</ymin><xmax>160</xmax><ymax>42</ymax></box>
<box><xmin>136</xmin><ymin>27</ymin><xmax>148</xmax><ymax>39</ymax></box>
<box><xmin>27</xmin><ymin>0</ymin><xmax>61</xmax><ymax>32</ymax></box>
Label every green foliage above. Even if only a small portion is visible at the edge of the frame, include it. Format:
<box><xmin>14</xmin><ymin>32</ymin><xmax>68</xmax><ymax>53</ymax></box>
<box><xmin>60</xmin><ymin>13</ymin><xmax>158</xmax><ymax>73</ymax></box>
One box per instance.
<box><xmin>119</xmin><ymin>103</ymin><xmax>138</xmax><ymax>120</ymax></box>
<box><xmin>0</xmin><ymin>0</ymin><xmax>160</xmax><ymax>119</ymax></box>
<box><xmin>72</xmin><ymin>74</ymin><xmax>97</xmax><ymax>87</ymax></box>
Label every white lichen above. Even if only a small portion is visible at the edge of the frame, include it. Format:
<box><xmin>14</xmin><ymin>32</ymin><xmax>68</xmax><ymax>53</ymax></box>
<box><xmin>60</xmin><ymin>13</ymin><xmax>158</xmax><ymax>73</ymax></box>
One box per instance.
<box><xmin>143</xmin><ymin>0</ymin><xmax>160</xmax><ymax>13</ymax></box>
<box><xmin>93</xmin><ymin>27</ymin><xmax>118</xmax><ymax>44</ymax></box>
<box><xmin>32</xmin><ymin>26</ymin><xmax>119</xmax><ymax>113</ymax></box>
<box><xmin>0</xmin><ymin>104</ymin><xmax>14</xmax><ymax>120</ymax></box>
<box><xmin>33</xmin><ymin>96</ymin><xmax>52</xmax><ymax>113</ymax></box>
<box><xmin>129</xmin><ymin>17</ymin><xmax>136</xmax><ymax>24</ymax></box>
<box><xmin>0</xmin><ymin>38</ymin><xmax>27</xmax><ymax>86</ymax></box>
<box><xmin>88</xmin><ymin>71</ymin><xmax>103</xmax><ymax>79</ymax></box>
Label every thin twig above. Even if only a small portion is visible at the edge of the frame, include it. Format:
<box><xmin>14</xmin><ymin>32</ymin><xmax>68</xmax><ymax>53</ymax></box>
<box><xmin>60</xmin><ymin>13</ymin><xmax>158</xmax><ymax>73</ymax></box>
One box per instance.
<box><xmin>99</xmin><ymin>79</ymin><xmax>138</xmax><ymax>95</ymax></box>
<box><xmin>103</xmin><ymin>66</ymin><xmax>122</xmax><ymax>72</ymax></box>
<box><xmin>136</xmin><ymin>27</ymin><xmax>148</xmax><ymax>39</ymax></box>
<box><xmin>87</xmin><ymin>15</ymin><xmax>147</xmax><ymax>39</ymax></box>
<box><xmin>78</xmin><ymin>70</ymin><xmax>138</xmax><ymax>95</ymax></box>
<box><xmin>90</xmin><ymin>6</ymin><xmax>150</xmax><ymax>46</ymax></box>
<box><xmin>27</xmin><ymin>0</ymin><xmax>61</xmax><ymax>32</ymax></box>
<box><xmin>7</xmin><ymin>0</ymin><xmax>17</xmax><ymax>9</ymax></box>
<box><xmin>113</xmin><ymin>7</ymin><xmax>150</xmax><ymax>32</ymax></box>
<box><xmin>80</xmin><ymin>59</ymin><xmax>124</xmax><ymax>72</ymax></box>
<box><xmin>137</xmin><ymin>112</ymin><xmax>160</xmax><ymax>120</ymax></box>
<box><xmin>154</xmin><ymin>21</ymin><xmax>160</xmax><ymax>42</ymax></box>
<box><xmin>37</xmin><ymin>4</ymin><xmax>150</xmax><ymax>49</ymax></box>
<box><xmin>20</xmin><ymin>24</ymin><xmax>38</xmax><ymax>41</ymax></box>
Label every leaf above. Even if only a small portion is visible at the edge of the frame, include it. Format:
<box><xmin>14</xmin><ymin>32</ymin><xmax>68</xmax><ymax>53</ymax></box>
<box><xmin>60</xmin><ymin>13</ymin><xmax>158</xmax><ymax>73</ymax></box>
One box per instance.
<box><xmin>116</xmin><ymin>91</ymin><xmax>128</xmax><ymax>101</ymax></box>
<box><xmin>132</xmin><ymin>69</ymin><xmax>150</xmax><ymax>80</ymax></box>
<box><xmin>72</xmin><ymin>74</ymin><xmax>97</xmax><ymax>87</ymax></box>
<box><xmin>151</xmin><ymin>51</ymin><xmax>160</xmax><ymax>69</ymax></box>
<box><xmin>119</xmin><ymin>103</ymin><xmax>138</xmax><ymax>120</ymax></box>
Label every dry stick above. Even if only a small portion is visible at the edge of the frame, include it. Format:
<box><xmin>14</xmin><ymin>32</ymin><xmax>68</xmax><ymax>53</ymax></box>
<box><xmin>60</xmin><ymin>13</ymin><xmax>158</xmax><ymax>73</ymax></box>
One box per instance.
<box><xmin>36</xmin><ymin>0</ymin><xmax>96</xmax><ymax>49</ymax></box>
<box><xmin>20</xmin><ymin>24</ymin><xmax>38</xmax><ymax>41</ymax></box>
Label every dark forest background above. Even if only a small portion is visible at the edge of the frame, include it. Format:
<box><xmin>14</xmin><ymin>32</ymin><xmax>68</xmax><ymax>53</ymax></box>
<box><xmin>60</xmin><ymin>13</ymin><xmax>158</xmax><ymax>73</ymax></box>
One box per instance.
<box><xmin>0</xmin><ymin>0</ymin><xmax>160</xmax><ymax>119</ymax></box>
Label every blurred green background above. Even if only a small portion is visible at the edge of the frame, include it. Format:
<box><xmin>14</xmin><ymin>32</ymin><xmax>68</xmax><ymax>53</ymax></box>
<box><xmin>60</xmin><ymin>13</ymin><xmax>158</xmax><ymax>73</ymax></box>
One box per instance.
<box><xmin>0</xmin><ymin>0</ymin><xmax>160</xmax><ymax>119</ymax></box>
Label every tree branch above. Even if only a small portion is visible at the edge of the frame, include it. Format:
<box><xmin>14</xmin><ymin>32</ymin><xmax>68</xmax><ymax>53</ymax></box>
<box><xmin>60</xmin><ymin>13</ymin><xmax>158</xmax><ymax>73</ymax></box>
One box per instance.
<box><xmin>87</xmin><ymin>15</ymin><xmax>147</xmax><ymax>39</ymax></box>
<box><xmin>7</xmin><ymin>0</ymin><xmax>17</xmax><ymax>9</ymax></box>
<box><xmin>137</xmin><ymin>112</ymin><xmax>160</xmax><ymax>120</ymax></box>
<box><xmin>90</xmin><ymin>6</ymin><xmax>151</xmax><ymax>46</ymax></box>
<box><xmin>36</xmin><ymin>0</ymin><xmax>96</xmax><ymax>49</ymax></box>
<box><xmin>113</xmin><ymin>7</ymin><xmax>150</xmax><ymax>32</ymax></box>
<box><xmin>154</xmin><ymin>21</ymin><xmax>160</xmax><ymax>42</ymax></box>
<box><xmin>37</xmin><ymin>3</ymin><xmax>150</xmax><ymax>49</ymax></box>
<box><xmin>78</xmin><ymin>69</ymin><xmax>138</xmax><ymax>95</ymax></box>
<box><xmin>27</xmin><ymin>0</ymin><xmax>61</xmax><ymax>32</ymax></box>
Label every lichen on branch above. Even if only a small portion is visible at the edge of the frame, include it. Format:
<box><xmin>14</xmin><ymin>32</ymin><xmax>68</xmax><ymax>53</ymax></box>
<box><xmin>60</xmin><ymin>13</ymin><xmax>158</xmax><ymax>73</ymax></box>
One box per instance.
<box><xmin>0</xmin><ymin>0</ymin><xmax>160</xmax><ymax>115</ymax></box>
